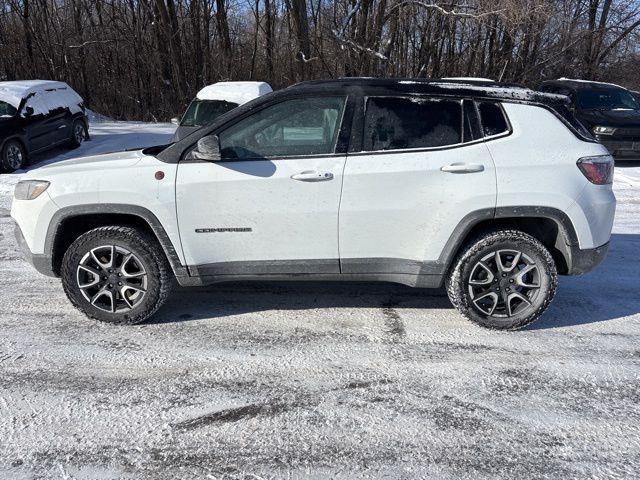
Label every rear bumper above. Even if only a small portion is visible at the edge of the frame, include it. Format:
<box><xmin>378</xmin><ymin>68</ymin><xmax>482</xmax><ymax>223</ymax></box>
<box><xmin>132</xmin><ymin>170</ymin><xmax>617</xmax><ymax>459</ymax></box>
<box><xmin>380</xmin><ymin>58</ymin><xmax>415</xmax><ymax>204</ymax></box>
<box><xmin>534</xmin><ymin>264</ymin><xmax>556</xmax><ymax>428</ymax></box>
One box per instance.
<box><xmin>566</xmin><ymin>241</ymin><xmax>609</xmax><ymax>275</ymax></box>
<box><xmin>14</xmin><ymin>222</ymin><xmax>56</xmax><ymax>277</ymax></box>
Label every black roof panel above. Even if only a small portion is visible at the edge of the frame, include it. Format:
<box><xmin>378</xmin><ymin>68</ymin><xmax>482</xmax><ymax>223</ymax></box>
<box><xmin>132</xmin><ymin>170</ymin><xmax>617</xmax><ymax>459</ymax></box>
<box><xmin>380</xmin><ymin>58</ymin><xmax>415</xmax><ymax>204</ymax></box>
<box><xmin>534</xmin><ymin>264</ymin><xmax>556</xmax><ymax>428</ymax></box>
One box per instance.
<box><xmin>287</xmin><ymin>77</ymin><xmax>567</xmax><ymax>104</ymax></box>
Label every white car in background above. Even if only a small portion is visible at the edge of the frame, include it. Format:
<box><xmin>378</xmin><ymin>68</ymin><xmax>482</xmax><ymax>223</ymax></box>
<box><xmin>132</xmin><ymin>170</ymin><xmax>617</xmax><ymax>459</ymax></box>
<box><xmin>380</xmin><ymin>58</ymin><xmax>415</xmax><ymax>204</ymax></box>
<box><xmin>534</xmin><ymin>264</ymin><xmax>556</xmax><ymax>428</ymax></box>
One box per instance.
<box><xmin>171</xmin><ymin>81</ymin><xmax>272</xmax><ymax>141</ymax></box>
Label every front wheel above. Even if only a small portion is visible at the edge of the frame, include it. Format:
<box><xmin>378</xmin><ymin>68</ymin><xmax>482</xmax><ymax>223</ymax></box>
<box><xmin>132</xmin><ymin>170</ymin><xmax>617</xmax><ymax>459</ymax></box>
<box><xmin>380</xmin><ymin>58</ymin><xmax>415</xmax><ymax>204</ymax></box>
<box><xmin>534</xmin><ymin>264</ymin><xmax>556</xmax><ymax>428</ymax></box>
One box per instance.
<box><xmin>446</xmin><ymin>230</ymin><xmax>558</xmax><ymax>330</ymax></box>
<box><xmin>61</xmin><ymin>226</ymin><xmax>172</xmax><ymax>324</ymax></box>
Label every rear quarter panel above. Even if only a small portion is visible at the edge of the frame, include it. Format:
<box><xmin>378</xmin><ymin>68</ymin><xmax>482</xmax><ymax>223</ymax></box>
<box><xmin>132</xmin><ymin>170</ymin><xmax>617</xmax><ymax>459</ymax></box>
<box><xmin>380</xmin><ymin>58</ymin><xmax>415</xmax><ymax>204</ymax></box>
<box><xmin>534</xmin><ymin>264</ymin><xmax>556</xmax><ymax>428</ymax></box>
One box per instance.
<box><xmin>487</xmin><ymin>102</ymin><xmax>614</xmax><ymax>249</ymax></box>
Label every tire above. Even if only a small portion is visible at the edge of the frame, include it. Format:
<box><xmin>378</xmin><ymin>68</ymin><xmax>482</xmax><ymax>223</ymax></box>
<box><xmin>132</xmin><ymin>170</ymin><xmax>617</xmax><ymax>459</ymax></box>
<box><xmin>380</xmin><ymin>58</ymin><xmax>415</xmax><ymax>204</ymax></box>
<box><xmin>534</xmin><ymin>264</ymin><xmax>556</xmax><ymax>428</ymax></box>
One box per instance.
<box><xmin>68</xmin><ymin>119</ymin><xmax>86</xmax><ymax>149</ymax></box>
<box><xmin>61</xmin><ymin>226</ymin><xmax>172</xmax><ymax>325</ymax></box>
<box><xmin>446</xmin><ymin>229</ymin><xmax>558</xmax><ymax>330</ymax></box>
<box><xmin>1</xmin><ymin>139</ymin><xmax>27</xmax><ymax>173</ymax></box>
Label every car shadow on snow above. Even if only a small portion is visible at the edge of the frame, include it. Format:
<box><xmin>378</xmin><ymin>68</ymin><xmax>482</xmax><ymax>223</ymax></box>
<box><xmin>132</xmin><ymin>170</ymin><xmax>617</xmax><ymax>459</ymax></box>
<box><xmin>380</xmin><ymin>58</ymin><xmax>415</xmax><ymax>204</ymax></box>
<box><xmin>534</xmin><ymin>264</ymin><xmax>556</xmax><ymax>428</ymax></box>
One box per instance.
<box><xmin>154</xmin><ymin>233</ymin><xmax>640</xmax><ymax>330</ymax></box>
<box><xmin>528</xmin><ymin>233</ymin><xmax>640</xmax><ymax>330</ymax></box>
<box><xmin>154</xmin><ymin>281</ymin><xmax>452</xmax><ymax>325</ymax></box>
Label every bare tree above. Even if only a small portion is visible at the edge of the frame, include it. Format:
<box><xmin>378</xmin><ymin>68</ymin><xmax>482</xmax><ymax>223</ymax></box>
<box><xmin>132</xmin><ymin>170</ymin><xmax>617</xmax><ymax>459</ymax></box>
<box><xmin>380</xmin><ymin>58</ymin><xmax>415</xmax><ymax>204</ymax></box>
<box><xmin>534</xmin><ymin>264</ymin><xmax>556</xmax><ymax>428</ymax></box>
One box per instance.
<box><xmin>0</xmin><ymin>0</ymin><xmax>638</xmax><ymax>120</ymax></box>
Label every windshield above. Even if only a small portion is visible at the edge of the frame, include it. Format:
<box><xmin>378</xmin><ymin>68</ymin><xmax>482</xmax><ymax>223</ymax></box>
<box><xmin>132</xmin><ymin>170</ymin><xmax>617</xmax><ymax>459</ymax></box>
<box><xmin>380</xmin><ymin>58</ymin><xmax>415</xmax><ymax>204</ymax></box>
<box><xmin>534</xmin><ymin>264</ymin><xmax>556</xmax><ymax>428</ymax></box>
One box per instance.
<box><xmin>180</xmin><ymin>99</ymin><xmax>239</xmax><ymax>127</ymax></box>
<box><xmin>0</xmin><ymin>100</ymin><xmax>18</xmax><ymax>118</ymax></box>
<box><xmin>577</xmin><ymin>88</ymin><xmax>640</xmax><ymax>110</ymax></box>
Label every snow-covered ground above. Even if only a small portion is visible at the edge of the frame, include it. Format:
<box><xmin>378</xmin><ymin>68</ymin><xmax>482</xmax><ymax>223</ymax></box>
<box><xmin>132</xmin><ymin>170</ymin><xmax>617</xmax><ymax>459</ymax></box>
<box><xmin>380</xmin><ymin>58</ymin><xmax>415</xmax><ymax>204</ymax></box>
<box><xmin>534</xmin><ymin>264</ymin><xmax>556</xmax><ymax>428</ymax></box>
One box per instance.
<box><xmin>0</xmin><ymin>122</ymin><xmax>639</xmax><ymax>479</ymax></box>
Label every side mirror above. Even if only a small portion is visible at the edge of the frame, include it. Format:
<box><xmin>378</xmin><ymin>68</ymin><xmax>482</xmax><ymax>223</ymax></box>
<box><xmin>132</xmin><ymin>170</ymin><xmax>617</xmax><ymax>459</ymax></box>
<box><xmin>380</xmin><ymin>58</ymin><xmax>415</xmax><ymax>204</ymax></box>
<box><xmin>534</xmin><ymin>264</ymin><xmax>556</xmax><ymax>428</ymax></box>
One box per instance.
<box><xmin>23</xmin><ymin>106</ymin><xmax>34</xmax><ymax>117</ymax></box>
<box><xmin>189</xmin><ymin>135</ymin><xmax>222</xmax><ymax>162</ymax></box>
<box><xmin>171</xmin><ymin>117</ymin><xmax>180</xmax><ymax>126</ymax></box>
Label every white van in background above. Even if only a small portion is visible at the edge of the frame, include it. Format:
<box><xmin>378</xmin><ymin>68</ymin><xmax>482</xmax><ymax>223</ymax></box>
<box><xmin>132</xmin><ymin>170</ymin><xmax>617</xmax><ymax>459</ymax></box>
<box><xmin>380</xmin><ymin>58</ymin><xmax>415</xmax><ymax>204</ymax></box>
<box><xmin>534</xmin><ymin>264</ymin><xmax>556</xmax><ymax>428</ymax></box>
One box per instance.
<box><xmin>171</xmin><ymin>81</ymin><xmax>272</xmax><ymax>141</ymax></box>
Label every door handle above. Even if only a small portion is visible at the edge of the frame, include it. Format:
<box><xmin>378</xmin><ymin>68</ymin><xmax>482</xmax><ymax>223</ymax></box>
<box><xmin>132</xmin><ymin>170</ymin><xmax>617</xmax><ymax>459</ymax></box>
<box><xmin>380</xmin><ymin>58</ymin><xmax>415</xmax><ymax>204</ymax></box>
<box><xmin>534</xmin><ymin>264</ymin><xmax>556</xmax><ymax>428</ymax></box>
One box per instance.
<box><xmin>440</xmin><ymin>163</ymin><xmax>485</xmax><ymax>173</ymax></box>
<box><xmin>291</xmin><ymin>170</ymin><xmax>334</xmax><ymax>182</ymax></box>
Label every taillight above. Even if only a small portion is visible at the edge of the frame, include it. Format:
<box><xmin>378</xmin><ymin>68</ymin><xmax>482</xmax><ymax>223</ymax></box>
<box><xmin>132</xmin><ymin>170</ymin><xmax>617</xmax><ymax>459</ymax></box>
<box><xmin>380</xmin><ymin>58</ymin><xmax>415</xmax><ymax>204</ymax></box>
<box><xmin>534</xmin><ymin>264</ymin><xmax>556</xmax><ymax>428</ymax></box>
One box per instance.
<box><xmin>577</xmin><ymin>155</ymin><xmax>614</xmax><ymax>185</ymax></box>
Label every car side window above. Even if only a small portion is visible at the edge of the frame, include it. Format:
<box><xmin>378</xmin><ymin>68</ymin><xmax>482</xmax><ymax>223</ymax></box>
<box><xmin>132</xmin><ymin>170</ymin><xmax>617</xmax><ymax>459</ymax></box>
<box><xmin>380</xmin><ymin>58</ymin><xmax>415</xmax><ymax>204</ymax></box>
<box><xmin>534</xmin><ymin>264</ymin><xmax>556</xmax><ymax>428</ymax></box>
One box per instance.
<box><xmin>477</xmin><ymin>102</ymin><xmax>509</xmax><ymax>137</ymax></box>
<box><xmin>0</xmin><ymin>101</ymin><xmax>17</xmax><ymax>118</ymax></box>
<box><xmin>218</xmin><ymin>96</ymin><xmax>346</xmax><ymax>159</ymax></box>
<box><xmin>363</xmin><ymin>96</ymin><xmax>462</xmax><ymax>151</ymax></box>
<box><xmin>23</xmin><ymin>91</ymin><xmax>48</xmax><ymax>117</ymax></box>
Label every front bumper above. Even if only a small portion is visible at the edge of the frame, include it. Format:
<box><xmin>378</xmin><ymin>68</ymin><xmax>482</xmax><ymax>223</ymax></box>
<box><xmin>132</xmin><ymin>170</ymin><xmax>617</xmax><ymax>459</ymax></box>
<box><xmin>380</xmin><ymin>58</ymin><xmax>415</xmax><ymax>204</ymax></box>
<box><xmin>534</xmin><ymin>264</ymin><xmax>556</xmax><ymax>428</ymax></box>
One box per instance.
<box><xmin>14</xmin><ymin>222</ymin><xmax>56</xmax><ymax>277</ymax></box>
<box><xmin>566</xmin><ymin>241</ymin><xmax>609</xmax><ymax>275</ymax></box>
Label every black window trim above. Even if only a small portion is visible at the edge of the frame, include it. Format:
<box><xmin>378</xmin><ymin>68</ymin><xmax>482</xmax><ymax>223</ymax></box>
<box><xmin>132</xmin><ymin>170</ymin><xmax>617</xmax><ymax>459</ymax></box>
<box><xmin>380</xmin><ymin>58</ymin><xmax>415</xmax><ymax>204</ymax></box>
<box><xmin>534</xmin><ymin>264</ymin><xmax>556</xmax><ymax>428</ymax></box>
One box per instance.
<box><xmin>463</xmin><ymin>98</ymin><xmax>483</xmax><ymax>142</ymax></box>
<box><xmin>180</xmin><ymin>93</ymin><xmax>354</xmax><ymax>162</ymax></box>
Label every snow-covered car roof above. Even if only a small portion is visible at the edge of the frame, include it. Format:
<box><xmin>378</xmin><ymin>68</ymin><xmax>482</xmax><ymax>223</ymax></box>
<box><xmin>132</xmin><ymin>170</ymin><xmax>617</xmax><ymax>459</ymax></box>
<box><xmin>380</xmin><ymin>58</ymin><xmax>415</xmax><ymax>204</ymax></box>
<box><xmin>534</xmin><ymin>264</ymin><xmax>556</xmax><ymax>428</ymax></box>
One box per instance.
<box><xmin>196</xmin><ymin>81</ymin><xmax>272</xmax><ymax>105</ymax></box>
<box><xmin>0</xmin><ymin>80</ymin><xmax>74</xmax><ymax>109</ymax></box>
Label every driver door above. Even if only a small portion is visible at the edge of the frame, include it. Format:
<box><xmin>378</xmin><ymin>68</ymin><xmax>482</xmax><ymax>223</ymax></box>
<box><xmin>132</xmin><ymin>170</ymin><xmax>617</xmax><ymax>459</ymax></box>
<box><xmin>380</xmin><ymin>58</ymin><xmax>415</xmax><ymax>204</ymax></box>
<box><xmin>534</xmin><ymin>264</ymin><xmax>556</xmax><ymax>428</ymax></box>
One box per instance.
<box><xmin>175</xmin><ymin>95</ymin><xmax>349</xmax><ymax>276</ymax></box>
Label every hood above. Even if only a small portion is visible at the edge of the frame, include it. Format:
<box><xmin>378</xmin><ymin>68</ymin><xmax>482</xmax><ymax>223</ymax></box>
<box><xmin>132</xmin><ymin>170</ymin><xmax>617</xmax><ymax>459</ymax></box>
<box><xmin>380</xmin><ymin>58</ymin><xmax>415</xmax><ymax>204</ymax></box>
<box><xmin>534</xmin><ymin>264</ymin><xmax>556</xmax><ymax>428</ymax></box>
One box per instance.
<box><xmin>577</xmin><ymin>108</ymin><xmax>640</xmax><ymax>128</ymax></box>
<box><xmin>25</xmin><ymin>149</ymin><xmax>146</xmax><ymax>178</ymax></box>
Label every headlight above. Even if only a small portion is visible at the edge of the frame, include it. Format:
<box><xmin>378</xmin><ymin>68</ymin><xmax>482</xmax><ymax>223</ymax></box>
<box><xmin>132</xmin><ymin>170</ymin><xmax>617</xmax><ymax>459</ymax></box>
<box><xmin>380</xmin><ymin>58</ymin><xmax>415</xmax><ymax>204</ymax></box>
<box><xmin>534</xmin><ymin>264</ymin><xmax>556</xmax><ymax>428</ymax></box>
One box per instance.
<box><xmin>593</xmin><ymin>126</ymin><xmax>616</xmax><ymax>135</ymax></box>
<box><xmin>14</xmin><ymin>180</ymin><xmax>50</xmax><ymax>200</ymax></box>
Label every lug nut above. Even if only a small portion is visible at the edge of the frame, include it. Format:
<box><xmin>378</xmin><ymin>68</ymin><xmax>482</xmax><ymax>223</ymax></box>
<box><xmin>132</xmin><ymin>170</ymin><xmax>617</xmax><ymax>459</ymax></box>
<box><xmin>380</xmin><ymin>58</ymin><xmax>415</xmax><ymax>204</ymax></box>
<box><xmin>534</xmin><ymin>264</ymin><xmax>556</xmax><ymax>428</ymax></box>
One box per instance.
<box><xmin>102</xmin><ymin>276</ymin><xmax>107</xmax><ymax>280</ymax></box>
<box><xmin>108</xmin><ymin>284</ymin><xmax>113</xmax><ymax>288</ymax></box>
<box><xmin>118</xmin><ymin>282</ymin><xmax>122</xmax><ymax>286</ymax></box>
<box><xmin>509</xmin><ymin>279</ymin><xmax>514</xmax><ymax>283</ymax></box>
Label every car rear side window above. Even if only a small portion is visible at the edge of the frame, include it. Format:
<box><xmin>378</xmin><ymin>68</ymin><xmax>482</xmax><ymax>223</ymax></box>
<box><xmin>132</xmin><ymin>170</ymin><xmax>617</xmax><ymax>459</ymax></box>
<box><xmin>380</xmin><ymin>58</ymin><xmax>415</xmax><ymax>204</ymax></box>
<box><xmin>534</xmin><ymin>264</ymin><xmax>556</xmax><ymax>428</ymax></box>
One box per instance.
<box><xmin>477</xmin><ymin>102</ymin><xmax>509</xmax><ymax>137</ymax></box>
<box><xmin>363</xmin><ymin>97</ymin><xmax>462</xmax><ymax>151</ymax></box>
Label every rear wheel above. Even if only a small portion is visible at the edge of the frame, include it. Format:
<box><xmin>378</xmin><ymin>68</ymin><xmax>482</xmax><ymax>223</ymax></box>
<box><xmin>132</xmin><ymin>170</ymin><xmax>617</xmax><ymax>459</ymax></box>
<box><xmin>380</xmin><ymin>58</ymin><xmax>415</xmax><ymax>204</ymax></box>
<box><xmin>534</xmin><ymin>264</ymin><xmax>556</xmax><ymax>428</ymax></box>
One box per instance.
<box><xmin>446</xmin><ymin>230</ymin><xmax>558</xmax><ymax>330</ymax></box>
<box><xmin>68</xmin><ymin>119</ymin><xmax>86</xmax><ymax>149</ymax></box>
<box><xmin>61</xmin><ymin>226</ymin><xmax>172</xmax><ymax>324</ymax></box>
<box><xmin>1</xmin><ymin>139</ymin><xmax>26</xmax><ymax>173</ymax></box>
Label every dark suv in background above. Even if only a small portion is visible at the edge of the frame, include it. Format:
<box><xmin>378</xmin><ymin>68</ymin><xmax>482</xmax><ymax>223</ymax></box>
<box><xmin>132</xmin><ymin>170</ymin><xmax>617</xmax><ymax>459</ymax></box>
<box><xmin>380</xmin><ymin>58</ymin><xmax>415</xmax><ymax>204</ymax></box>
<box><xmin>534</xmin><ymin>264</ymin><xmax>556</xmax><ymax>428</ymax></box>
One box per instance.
<box><xmin>540</xmin><ymin>78</ymin><xmax>640</xmax><ymax>161</ymax></box>
<box><xmin>0</xmin><ymin>80</ymin><xmax>89</xmax><ymax>173</ymax></box>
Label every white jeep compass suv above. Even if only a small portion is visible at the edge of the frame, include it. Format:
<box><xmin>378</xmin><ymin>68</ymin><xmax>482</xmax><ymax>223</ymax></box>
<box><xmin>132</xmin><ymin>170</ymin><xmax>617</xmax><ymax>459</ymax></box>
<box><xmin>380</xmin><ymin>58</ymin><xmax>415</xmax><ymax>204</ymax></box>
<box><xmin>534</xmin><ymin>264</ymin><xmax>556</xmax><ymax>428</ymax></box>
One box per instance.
<box><xmin>11</xmin><ymin>79</ymin><xmax>615</xmax><ymax>330</ymax></box>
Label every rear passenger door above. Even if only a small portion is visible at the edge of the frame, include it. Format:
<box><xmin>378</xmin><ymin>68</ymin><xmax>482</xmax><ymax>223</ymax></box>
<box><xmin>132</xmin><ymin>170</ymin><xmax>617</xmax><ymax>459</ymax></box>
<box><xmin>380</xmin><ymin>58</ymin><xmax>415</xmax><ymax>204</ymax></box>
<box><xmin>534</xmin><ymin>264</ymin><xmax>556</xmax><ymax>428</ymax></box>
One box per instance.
<box><xmin>338</xmin><ymin>96</ymin><xmax>498</xmax><ymax>280</ymax></box>
<box><xmin>39</xmin><ymin>89</ymin><xmax>70</xmax><ymax>144</ymax></box>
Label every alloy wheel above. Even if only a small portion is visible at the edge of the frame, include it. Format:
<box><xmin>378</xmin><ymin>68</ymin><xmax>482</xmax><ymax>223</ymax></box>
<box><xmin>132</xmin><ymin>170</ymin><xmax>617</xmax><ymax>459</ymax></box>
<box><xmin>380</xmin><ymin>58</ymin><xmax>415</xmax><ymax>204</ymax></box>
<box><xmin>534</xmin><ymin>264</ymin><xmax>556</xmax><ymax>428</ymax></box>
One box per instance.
<box><xmin>74</xmin><ymin>123</ymin><xmax>85</xmax><ymax>144</ymax></box>
<box><xmin>467</xmin><ymin>250</ymin><xmax>541</xmax><ymax>317</ymax></box>
<box><xmin>76</xmin><ymin>245</ymin><xmax>148</xmax><ymax>313</ymax></box>
<box><xmin>5</xmin><ymin>144</ymin><xmax>23</xmax><ymax>170</ymax></box>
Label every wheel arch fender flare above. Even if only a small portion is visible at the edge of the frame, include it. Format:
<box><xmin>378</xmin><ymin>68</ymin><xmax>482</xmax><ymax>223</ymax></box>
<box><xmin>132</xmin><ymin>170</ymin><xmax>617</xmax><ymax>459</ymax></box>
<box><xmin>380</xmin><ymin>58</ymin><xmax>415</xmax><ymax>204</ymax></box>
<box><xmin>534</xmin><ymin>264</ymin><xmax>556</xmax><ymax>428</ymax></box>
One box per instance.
<box><xmin>46</xmin><ymin>204</ymin><xmax>187</xmax><ymax>278</ymax></box>
<box><xmin>439</xmin><ymin>206</ymin><xmax>580</xmax><ymax>275</ymax></box>
<box><xmin>1</xmin><ymin>135</ymin><xmax>29</xmax><ymax>157</ymax></box>
<box><xmin>71</xmin><ymin>114</ymin><xmax>90</xmax><ymax>139</ymax></box>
